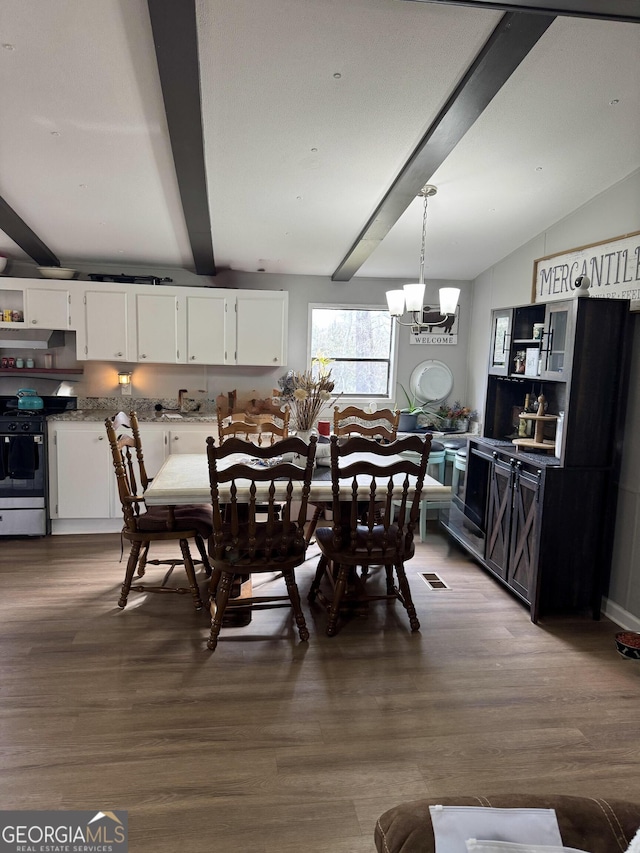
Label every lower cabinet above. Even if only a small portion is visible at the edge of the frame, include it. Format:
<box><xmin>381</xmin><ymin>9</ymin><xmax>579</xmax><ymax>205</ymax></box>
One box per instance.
<box><xmin>442</xmin><ymin>438</ymin><xmax>609</xmax><ymax>621</ymax></box>
<box><xmin>485</xmin><ymin>456</ymin><xmax>540</xmax><ymax>604</ymax></box>
<box><xmin>48</xmin><ymin>420</ymin><xmax>216</xmax><ymax>532</ymax></box>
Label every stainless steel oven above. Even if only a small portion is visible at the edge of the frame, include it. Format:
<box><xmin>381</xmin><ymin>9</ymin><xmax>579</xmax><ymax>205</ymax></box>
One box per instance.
<box><xmin>0</xmin><ymin>395</ymin><xmax>77</xmax><ymax>536</ymax></box>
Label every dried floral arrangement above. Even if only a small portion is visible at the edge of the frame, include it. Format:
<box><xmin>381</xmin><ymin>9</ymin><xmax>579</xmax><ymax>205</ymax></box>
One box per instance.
<box><xmin>278</xmin><ymin>357</ymin><xmax>341</xmax><ymax>431</ymax></box>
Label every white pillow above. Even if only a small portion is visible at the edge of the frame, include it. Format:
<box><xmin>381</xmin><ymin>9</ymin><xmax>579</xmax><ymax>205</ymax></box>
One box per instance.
<box><xmin>465</xmin><ymin>840</ymin><xmax>587</xmax><ymax>853</ymax></box>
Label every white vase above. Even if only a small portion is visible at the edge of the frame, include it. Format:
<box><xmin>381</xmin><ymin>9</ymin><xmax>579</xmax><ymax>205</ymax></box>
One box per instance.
<box><xmin>294</xmin><ymin>428</ymin><xmax>317</xmax><ymax>464</ymax></box>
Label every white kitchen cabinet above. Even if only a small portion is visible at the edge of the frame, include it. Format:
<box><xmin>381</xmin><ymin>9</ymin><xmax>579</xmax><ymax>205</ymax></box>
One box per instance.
<box><xmin>50</xmin><ymin>424</ymin><xmax>112</xmax><ymax>519</ymax></box>
<box><xmin>0</xmin><ymin>279</ymin><xmax>74</xmax><ymax>331</ymax></box>
<box><xmin>49</xmin><ymin>419</ymin><xmax>218</xmax><ymax>532</ymax></box>
<box><xmin>167</xmin><ymin>426</ymin><xmax>214</xmax><ymax>455</ymax></box>
<box><xmin>235</xmin><ymin>291</ymin><xmax>287</xmax><ymax>366</ymax></box>
<box><xmin>79</xmin><ymin>288</ymin><xmax>131</xmax><ymax>361</ymax></box>
<box><xmin>186</xmin><ymin>292</ymin><xmax>228</xmax><ymax>364</ymax></box>
<box><xmin>25</xmin><ymin>287</ymin><xmax>72</xmax><ymax>330</ymax></box>
<box><xmin>136</xmin><ymin>291</ymin><xmax>183</xmax><ymax>363</ymax></box>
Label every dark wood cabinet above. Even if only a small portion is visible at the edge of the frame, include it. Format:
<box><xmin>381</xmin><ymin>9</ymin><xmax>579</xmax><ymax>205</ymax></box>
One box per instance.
<box><xmin>442</xmin><ymin>296</ymin><xmax>632</xmax><ymax>622</ymax></box>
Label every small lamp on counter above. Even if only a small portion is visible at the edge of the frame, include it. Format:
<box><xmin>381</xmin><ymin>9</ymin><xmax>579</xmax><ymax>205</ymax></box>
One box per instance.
<box><xmin>118</xmin><ymin>371</ymin><xmax>132</xmax><ymax>396</ymax></box>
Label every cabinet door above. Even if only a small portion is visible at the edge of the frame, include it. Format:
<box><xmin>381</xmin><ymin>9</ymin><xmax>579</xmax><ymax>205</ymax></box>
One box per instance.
<box><xmin>167</xmin><ymin>427</ymin><xmax>213</xmax><ymax>455</ymax></box>
<box><xmin>136</xmin><ymin>292</ymin><xmax>183</xmax><ymax>363</ymax></box>
<box><xmin>485</xmin><ymin>456</ymin><xmax>513</xmax><ymax>580</ymax></box>
<box><xmin>540</xmin><ymin>300</ymin><xmax>575</xmax><ymax>380</ymax></box>
<box><xmin>507</xmin><ymin>466</ymin><xmax>541</xmax><ymax>603</ymax></box>
<box><xmin>83</xmin><ymin>290</ymin><xmax>130</xmax><ymax>361</ymax></box>
<box><xmin>134</xmin><ymin>424</ymin><xmax>167</xmax><ymax>480</ymax></box>
<box><xmin>488</xmin><ymin>309</ymin><xmax>513</xmax><ymax>376</ymax></box>
<box><xmin>186</xmin><ymin>293</ymin><xmax>228</xmax><ymax>364</ymax></box>
<box><xmin>235</xmin><ymin>292</ymin><xmax>287</xmax><ymax>366</ymax></box>
<box><xmin>25</xmin><ymin>288</ymin><xmax>71</xmax><ymax>330</ymax></box>
<box><xmin>53</xmin><ymin>427</ymin><xmax>112</xmax><ymax>518</ymax></box>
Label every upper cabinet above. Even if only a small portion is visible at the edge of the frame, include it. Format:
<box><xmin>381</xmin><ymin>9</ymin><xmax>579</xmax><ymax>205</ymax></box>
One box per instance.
<box><xmin>483</xmin><ymin>297</ymin><xmax>631</xmax><ymax>469</ymax></box>
<box><xmin>235</xmin><ymin>291</ymin><xmax>287</xmax><ymax>366</ymax></box>
<box><xmin>136</xmin><ymin>290</ymin><xmax>182</xmax><ymax>363</ymax></box>
<box><xmin>79</xmin><ymin>288</ymin><xmax>131</xmax><ymax>361</ymax></box>
<box><xmin>186</xmin><ymin>292</ymin><xmax>229</xmax><ymax>364</ymax></box>
<box><xmin>25</xmin><ymin>287</ymin><xmax>73</xmax><ymax>330</ymax></box>
<box><xmin>0</xmin><ymin>279</ymin><xmax>74</xmax><ymax>331</ymax></box>
<box><xmin>72</xmin><ymin>282</ymin><xmax>287</xmax><ymax>366</ymax></box>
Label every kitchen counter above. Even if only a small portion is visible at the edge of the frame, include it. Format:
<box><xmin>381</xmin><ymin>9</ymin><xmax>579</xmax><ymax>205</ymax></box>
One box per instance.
<box><xmin>47</xmin><ymin>409</ymin><xmax>219</xmax><ymax>423</ymax></box>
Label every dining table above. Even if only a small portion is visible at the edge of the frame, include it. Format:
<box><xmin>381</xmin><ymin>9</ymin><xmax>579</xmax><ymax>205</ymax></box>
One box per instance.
<box><xmin>143</xmin><ymin>451</ymin><xmax>452</xmax><ymax>507</ymax></box>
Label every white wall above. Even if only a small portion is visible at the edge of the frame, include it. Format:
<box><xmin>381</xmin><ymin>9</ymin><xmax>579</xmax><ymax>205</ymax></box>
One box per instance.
<box><xmin>466</xmin><ymin>168</ymin><xmax>640</xmax><ymax>626</ymax></box>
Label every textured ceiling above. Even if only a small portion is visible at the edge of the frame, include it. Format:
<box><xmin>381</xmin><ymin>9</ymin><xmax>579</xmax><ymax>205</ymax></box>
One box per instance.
<box><xmin>1</xmin><ymin>0</ymin><xmax>638</xmax><ymax>281</ymax></box>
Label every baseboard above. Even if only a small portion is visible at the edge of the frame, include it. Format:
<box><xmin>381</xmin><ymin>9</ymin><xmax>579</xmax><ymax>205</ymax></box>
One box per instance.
<box><xmin>51</xmin><ymin>519</ymin><xmax>122</xmax><ymax>535</ymax></box>
<box><xmin>602</xmin><ymin>597</ymin><xmax>640</xmax><ymax>632</ymax></box>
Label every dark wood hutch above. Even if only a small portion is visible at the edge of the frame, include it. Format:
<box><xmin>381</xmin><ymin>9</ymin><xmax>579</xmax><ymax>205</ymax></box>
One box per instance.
<box><xmin>441</xmin><ymin>296</ymin><xmax>632</xmax><ymax>622</ymax></box>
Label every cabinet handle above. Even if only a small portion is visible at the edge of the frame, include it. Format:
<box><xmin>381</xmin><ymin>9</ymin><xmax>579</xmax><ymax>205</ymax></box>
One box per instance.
<box><xmin>273</xmin><ymin>357</ymin><xmax>278</xmax><ymax>362</ymax></box>
<box><xmin>31</xmin><ymin>319</ymin><xmax>38</xmax><ymax>325</ymax></box>
<box><xmin>115</xmin><ymin>351</ymin><xmax>123</xmax><ymax>357</ymax></box>
<box><xmin>173</xmin><ymin>436</ymin><xmax>179</xmax><ymax>440</ymax></box>
<box><xmin>98</xmin><ymin>435</ymin><xmax>104</xmax><ymax>441</ymax></box>
<box><xmin>190</xmin><ymin>355</ymin><xmax>196</xmax><ymax>360</ymax></box>
<box><xmin>140</xmin><ymin>354</ymin><xmax>147</xmax><ymax>359</ymax></box>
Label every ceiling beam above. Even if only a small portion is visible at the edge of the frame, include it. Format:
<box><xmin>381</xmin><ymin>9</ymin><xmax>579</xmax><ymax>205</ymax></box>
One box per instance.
<box><xmin>0</xmin><ymin>195</ymin><xmax>60</xmax><ymax>267</ymax></box>
<box><xmin>332</xmin><ymin>10</ymin><xmax>555</xmax><ymax>281</ymax></box>
<box><xmin>404</xmin><ymin>0</ymin><xmax>640</xmax><ymax>24</ymax></box>
<box><xmin>147</xmin><ymin>0</ymin><xmax>216</xmax><ymax>276</ymax></box>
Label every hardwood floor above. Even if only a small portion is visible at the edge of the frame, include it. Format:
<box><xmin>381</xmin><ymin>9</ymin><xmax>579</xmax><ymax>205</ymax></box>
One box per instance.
<box><xmin>1</xmin><ymin>528</ymin><xmax>639</xmax><ymax>852</ymax></box>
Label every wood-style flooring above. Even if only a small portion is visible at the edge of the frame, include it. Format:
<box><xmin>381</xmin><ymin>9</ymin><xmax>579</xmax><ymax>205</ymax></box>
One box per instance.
<box><xmin>1</xmin><ymin>528</ymin><xmax>639</xmax><ymax>852</ymax></box>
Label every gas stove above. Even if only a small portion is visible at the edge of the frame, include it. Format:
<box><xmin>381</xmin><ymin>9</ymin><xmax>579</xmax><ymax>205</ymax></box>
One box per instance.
<box><xmin>0</xmin><ymin>395</ymin><xmax>77</xmax><ymax>537</ymax></box>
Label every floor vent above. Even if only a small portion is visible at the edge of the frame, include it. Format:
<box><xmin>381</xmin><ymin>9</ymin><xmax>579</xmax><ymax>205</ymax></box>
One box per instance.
<box><xmin>419</xmin><ymin>572</ymin><xmax>450</xmax><ymax>590</ymax></box>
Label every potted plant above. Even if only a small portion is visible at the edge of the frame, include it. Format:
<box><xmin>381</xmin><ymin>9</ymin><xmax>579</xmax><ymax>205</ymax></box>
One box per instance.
<box><xmin>397</xmin><ymin>384</ymin><xmax>423</xmax><ymax>432</ymax></box>
<box><xmin>436</xmin><ymin>400</ymin><xmax>473</xmax><ymax>432</ymax></box>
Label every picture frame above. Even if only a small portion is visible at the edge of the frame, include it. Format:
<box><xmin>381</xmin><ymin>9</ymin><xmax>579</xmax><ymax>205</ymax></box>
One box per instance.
<box><xmin>532</xmin><ymin>230</ymin><xmax>640</xmax><ymax>311</ymax></box>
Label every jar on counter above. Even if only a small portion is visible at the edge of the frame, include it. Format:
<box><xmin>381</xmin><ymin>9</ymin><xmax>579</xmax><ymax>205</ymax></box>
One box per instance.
<box><xmin>44</xmin><ymin>353</ymin><xmax>53</xmax><ymax>369</ymax></box>
<box><xmin>26</xmin><ymin>358</ymin><xmax>34</xmax><ymax>368</ymax></box>
<box><xmin>3</xmin><ymin>309</ymin><xmax>12</xmax><ymax>322</ymax></box>
<box><xmin>15</xmin><ymin>357</ymin><xmax>24</xmax><ymax>368</ymax></box>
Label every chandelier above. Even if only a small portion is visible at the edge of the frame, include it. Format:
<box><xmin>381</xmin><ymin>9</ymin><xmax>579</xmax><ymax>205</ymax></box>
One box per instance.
<box><xmin>385</xmin><ymin>185</ymin><xmax>460</xmax><ymax>329</ymax></box>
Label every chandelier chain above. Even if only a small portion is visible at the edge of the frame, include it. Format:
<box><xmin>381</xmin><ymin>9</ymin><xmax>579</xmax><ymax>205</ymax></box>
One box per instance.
<box><xmin>418</xmin><ymin>192</ymin><xmax>429</xmax><ymax>286</ymax></box>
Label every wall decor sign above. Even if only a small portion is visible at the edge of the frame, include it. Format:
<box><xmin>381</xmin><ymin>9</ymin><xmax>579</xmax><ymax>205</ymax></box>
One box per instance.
<box><xmin>409</xmin><ymin>304</ymin><xmax>459</xmax><ymax>346</ymax></box>
<box><xmin>532</xmin><ymin>230</ymin><xmax>640</xmax><ymax>310</ymax></box>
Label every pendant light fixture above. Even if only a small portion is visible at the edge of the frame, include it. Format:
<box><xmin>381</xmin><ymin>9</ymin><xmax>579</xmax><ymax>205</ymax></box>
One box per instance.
<box><xmin>385</xmin><ymin>185</ymin><xmax>460</xmax><ymax>328</ymax></box>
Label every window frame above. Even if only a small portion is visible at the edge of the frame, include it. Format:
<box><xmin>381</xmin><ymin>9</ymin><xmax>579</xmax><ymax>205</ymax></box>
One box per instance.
<box><xmin>307</xmin><ymin>302</ymin><xmax>398</xmax><ymax>404</ymax></box>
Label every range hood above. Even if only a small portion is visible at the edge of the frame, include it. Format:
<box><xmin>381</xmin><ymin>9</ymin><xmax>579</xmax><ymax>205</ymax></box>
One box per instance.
<box><xmin>0</xmin><ymin>328</ymin><xmax>65</xmax><ymax>349</ymax></box>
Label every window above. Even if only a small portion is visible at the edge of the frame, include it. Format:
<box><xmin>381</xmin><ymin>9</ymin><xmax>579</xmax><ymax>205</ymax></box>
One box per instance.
<box><xmin>309</xmin><ymin>305</ymin><xmax>395</xmax><ymax>397</ymax></box>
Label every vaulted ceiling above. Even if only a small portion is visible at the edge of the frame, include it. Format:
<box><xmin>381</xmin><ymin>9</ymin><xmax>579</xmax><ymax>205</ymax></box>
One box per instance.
<box><xmin>1</xmin><ymin>0</ymin><xmax>639</xmax><ymax>282</ymax></box>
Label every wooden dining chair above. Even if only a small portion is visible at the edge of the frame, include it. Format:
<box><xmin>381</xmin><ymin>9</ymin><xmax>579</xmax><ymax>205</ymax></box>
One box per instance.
<box><xmin>205</xmin><ymin>434</ymin><xmax>317</xmax><ymax>651</ymax></box>
<box><xmin>252</xmin><ymin>409</ymin><xmax>290</xmax><ymax>445</ymax></box>
<box><xmin>216</xmin><ymin>409</ymin><xmax>262</xmax><ymax>444</ymax></box>
<box><xmin>308</xmin><ymin>433</ymin><xmax>432</xmax><ymax>636</ymax></box>
<box><xmin>333</xmin><ymin>406</ymin><xmax>400</xmax><ymax>442</ymax></box>
<box><xmin>106</xmin><ymin>413</ymin><xmax>213</xmax><ymax>611</ymax></box>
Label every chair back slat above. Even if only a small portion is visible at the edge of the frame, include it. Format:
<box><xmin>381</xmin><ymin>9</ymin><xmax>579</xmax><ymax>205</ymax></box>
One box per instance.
<box><xmin>328</xmin><ymin>433</ymin><xmax>432</xmax><ymax>559</ymax></box>
<box><xmin>333</xmin><ymin>406</ymin><xmax>399</xmax><ymax>442</ymax></box>
<box><xmin>206</xmin><ymin>435</ymin><xmax>317</xmax><ymax>566</ymax></box>
<box><xmin>217</xmin><ymin>409</ymin><xmax>290</xmax><ymax>446</ymax></box>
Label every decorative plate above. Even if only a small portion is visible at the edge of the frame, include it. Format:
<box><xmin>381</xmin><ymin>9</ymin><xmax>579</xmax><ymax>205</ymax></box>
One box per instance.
<box><xmin>409</xmin><ymin>360</ymin><xmax>454</xmax><ymax>403</ymax></box>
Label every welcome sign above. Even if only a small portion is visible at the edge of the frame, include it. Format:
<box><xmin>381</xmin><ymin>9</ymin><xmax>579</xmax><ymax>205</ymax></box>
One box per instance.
<box><xmin>532</xmin><ymin>231</ymin><xmax>640</xmax><ymax>310</ymax></box>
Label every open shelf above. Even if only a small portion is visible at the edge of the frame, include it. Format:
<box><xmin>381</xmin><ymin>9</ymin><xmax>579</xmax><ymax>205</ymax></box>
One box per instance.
<box><xmin>0</xmin><ymin>368</ymin><xmax>83</xmax><ymax>378</ymax></box>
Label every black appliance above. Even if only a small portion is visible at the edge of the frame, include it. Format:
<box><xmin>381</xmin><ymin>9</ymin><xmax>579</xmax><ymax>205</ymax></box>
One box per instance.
<box><xmin>0</xmin><ymin>395</ymin><xmax>77</xmax><ymax>536</ymax></box>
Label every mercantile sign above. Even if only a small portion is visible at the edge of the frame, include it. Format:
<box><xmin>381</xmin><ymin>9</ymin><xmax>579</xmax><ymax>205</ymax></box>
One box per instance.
<box><xmin>532</xmin><ymin>231</ymin><xmax>640</xmax><ymax>309</ymax></box>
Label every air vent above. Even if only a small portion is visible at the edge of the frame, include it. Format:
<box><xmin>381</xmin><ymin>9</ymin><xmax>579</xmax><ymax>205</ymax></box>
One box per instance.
<box><xmin>419</xmin><ymin>572</ymin><xmax>449</xmax><ymax>590</ymax></box>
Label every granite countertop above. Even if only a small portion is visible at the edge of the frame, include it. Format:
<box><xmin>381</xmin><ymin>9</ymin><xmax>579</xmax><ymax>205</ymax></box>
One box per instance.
<box><xmin>48</xmin><ymin>409</ymin><xmax>218</xmax><ymax>423</ymax></box>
